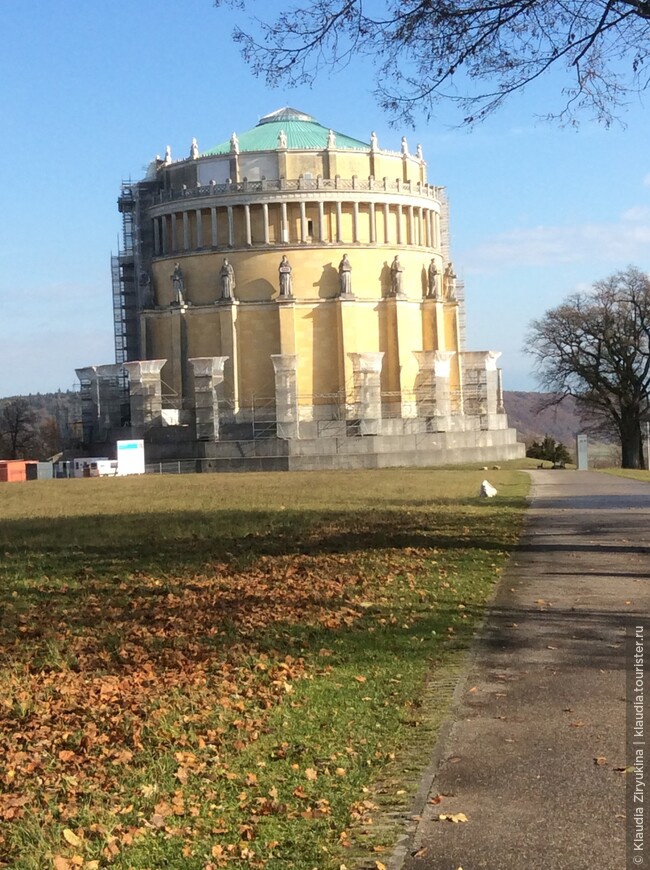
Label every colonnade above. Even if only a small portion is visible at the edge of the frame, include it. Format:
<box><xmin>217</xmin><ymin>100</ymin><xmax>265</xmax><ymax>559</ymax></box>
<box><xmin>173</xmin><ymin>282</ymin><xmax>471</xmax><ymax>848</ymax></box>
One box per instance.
<box><xmin>152</xmin><ymin>196</ymin><xmax>442</xmax><ymax>256</ymax></box>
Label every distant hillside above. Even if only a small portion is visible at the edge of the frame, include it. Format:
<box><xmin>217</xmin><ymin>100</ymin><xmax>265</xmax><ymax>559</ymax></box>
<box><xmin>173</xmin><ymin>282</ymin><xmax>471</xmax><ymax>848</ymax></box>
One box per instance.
<box><xmin>503</xmin><ymin>391</ymin><xmax>581</xmax><ymax>447</ymax></box>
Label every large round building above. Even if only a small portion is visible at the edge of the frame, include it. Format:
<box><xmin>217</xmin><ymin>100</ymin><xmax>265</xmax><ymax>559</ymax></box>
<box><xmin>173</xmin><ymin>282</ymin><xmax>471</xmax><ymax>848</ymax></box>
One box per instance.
<box><xmin>79</xmin><ymin>107</ymin><xmax>523</xmax><ymax>470</ymax></box>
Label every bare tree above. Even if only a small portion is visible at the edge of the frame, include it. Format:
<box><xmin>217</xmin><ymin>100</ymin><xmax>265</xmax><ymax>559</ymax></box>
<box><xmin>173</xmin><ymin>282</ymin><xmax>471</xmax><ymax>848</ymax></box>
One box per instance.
<box><xmin>215</xmin><ymin>0</ymin><xmax>650</xmax><ymax>126</ymax></box>
<box><xmin>526</xmin><ymin>266</ymin><xmax>650</xmax><ymax>469</ymax></box>
<box><xmin>0</xmin><ymin>399</ymin><xmax>38</xmax><ymax>460</ymax></box>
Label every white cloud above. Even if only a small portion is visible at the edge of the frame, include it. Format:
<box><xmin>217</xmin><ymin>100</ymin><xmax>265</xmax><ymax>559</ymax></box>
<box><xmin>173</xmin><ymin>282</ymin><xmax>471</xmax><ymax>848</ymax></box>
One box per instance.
<box><xmin>643</xmin><ymin>173</ymin><xmax>650</xmax><ymax>187</ymax></box>
<box><xmin>463</xmin><ymin>214</ymin><xmax>650</xmax><ymax>271</ymax></box>
<box><xmin>621</xmin><ymin>205</ymin><xmax>650</xmax><ymax>222</ymax></box>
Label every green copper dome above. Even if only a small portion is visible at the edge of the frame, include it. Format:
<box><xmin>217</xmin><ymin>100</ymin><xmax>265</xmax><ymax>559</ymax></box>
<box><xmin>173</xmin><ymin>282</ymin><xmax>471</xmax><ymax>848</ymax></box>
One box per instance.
<box><xmin>203</xmin><ymin>107</ymin><xmax>369</xmax><ymax>155</ymax></box>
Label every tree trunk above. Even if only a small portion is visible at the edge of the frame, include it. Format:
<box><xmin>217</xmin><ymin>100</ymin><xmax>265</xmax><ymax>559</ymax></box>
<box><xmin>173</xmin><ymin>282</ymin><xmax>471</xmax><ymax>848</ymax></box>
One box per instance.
<box><xmin>619</xmin><ymin>415</ymin><xmax>645</xmax><ymax>469</ymax></box>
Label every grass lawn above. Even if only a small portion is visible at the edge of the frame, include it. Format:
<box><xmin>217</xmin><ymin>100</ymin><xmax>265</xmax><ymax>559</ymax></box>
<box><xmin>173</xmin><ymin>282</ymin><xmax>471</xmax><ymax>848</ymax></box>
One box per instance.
<box><xmin>0</xmin><ymin>467</ymin><xmax>530</xmax><ymax>869</ymax></box>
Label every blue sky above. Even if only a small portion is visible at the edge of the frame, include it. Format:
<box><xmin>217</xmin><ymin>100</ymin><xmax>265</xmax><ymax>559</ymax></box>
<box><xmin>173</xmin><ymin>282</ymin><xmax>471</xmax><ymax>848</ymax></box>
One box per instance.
<box><xmin>1</xmin><ymin>0</ymin><xmax>649</xmax><ymax>397</ymax></box>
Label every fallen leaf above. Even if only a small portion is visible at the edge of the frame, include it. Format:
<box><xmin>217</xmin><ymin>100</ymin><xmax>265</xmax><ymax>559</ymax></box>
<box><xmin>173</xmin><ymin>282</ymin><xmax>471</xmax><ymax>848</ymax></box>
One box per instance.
<box><xmin>594</xmin><ymin>756</ymin><xmax>607</xmax><ymax>766</ymax></box>
<box><xmin>63</xmin><ymin>829</ymin><xmax>83</xmax><ymax>848</ymax></box>
<box><xmin>438</xmin><ymin>813</ymin><xmax>468</xmax><ymax>823</ymax></box>
<box><xmin>305</xmin><ymin>768</ymin><xmax>318</xmax><ymax>781</ymax></box>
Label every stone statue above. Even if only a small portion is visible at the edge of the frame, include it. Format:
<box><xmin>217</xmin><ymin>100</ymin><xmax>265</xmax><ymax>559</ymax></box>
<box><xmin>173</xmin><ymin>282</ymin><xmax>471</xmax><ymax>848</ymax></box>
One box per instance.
<box><xmin>370</xmin><ymin>131</ymin><xmax>378</xmax><ymax>151</ymax></box>
<box><xmin>277</xmin><ymin>129</ymin><xmax>287</xmax><ymax>148</ymax></box>
<box><xmin>338</xmin><ymin>254</ymin><xmax>352</xmax><ymax>296</ymax></box>
<box><xmin>164</xmin><ymin>145</ymin><xmax>172</xmax><ymax>165</ymax></box>
<box><xmin>444</xmin><ymin>262</ymin><xmax>457</xmax><ymax>301</ymax></box>
<box><xmin>278</xmin><ymin>255</ymin><xmax>293</xmax><ymax>298</ymax></box>
<box><xmin>427</xmin><ymin>259</ymin><xmax>440</xmax><ymax>299</ymax></box>
<box><xmin>230</xmin><ymin>132</ymin><xmax>239</xmax><ymax>154</ymax></box>
<box><xmin>171</xmin><ymin>262</ymin><xmax>185</xmax><ymax>305</ymax></box>
<box><xmin>190</xmin><ymin>138</ymin><xmax>199</xmax><ymax>159</ymax></box>
<box><xmin>416</xmin><ymin>143</ymin><xmax>424</xmax><ymax>160</ymax></box>
<box><xmin>390</xmin><ymin>255</ymin><xmax>405</xmax><ymax>296</ymax></box>
<box><xmin>219</xmin><ymin>258</ymin><xmax>236</xmax><ymax>301</ymax></box>
<box><xmin>327</xmin><ymin>129</ymin><xmax>336</xmax><ymax>148</ymax></box>
<box><xmin>401</xmin><ymin>136</ymin><xmax>408</xmax><ymax>156</ymax></box>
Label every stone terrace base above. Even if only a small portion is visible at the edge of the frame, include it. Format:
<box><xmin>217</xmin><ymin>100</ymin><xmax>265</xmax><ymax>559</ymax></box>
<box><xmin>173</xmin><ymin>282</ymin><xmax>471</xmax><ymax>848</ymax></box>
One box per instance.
<box><xmin>144</xmin><ymin>425</ymin><xmax>525</xmax><ymax>473</ymax></box>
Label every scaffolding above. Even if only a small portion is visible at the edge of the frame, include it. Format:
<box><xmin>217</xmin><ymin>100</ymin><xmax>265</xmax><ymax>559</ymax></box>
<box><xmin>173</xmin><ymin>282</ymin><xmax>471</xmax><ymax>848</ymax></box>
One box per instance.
<box><xmin>111</xmin><ymin>179</ymin><xmax>156</xmax><ymax>365</ymax></box>
<box><xmin>438</xmin><ymin>187</ymin><xmax>467</xmax><ymax>350</ymax></box>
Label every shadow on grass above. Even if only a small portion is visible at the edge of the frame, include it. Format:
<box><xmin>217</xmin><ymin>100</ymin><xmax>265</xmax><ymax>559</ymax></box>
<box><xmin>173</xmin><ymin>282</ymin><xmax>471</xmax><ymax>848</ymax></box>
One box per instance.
<box><xmin>0</xmin><ymin>502</ymin><xmax>526</xmax><ymax>574</ymax></box>
<box><xmin>0</xmin><ymin>504</ymin><xmax>524</xmax><ymax>676</ymax></box>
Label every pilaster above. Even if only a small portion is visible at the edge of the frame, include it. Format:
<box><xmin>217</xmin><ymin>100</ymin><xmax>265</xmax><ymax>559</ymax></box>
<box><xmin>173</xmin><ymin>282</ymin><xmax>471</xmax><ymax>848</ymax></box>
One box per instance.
<box><xmin>271</xmin><ymin>354</ymin><xmax>299</xmax><ymax>439</ymax></box>
<box><xmin>277</xmin><ymin>298</ymin><xmax>297</xmax><ymax>355</ymax></box>
<box><xmin>216</xmin><ymin>303</ymin><xmax>239</xmax><ymax>419</ymax></box>
<box><xmin>413</xmin><ymin>350</ymin><xmax>455</xmax><ymax>429</ymax></box>
<box><xmin>75</xmin><ymin>366</ymin><xmax>99</xmax><ymax>445</ymax></box>
<box><xmin>458</xmin><ymin>351</ymin><xmax>502</xmax><ymax>428</ymax></box>
<box><xmin>189</xmin><ymin>356</ymin><xmax>229</xmax><ymax>441</ymax></box>
<box><xmin>122</xmin><ymin>359</ymin><xmax>166</xmax><ymax>431</ymax></box>
<box><xmin>95</xmin><ymin>364</ymin><xmax>125</xmax><ymax>431</ymax></box>
<box><xmin>348</xmin><ymin>352</ymin><xmax>384</xmax><ymax>435</ymax></box>
<box><xmin>336</xmin><ymin>297</ymin><xmax>358</xmax><ymax>405</ymax></box>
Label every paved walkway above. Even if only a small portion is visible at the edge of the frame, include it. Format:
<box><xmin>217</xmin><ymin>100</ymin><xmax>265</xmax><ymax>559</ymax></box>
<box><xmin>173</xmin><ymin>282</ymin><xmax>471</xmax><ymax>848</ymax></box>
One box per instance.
<box><xmin>398</xmin><ymin>470</ymin><xmax>650</xmax><ymax>870</ymax></box>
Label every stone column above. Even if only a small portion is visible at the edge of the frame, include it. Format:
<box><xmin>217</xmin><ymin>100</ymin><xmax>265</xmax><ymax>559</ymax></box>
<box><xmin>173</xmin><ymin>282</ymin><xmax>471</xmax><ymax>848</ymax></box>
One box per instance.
<box><xmin>263</xmin><ymin>203</ymin><xmax>270</xmax><ymax>244</ymax></box>
<box><xmin>122</xmin><ymin>360</ymin><xmax>166</xmax><ymax>431</ymax></box>
<box><xmin>497</xmin><ymin>368</ymin><xmax>505</xmax><ymax>414</ymax></box>
<box><xmin>348</xmin><ymin>352</ymin><xmax>384</xmax><ymax>435</ymax></box>
<box><xmin>195</xmin><ymin>209</ymin><xmax>203</xmax><ymax>248</ymax></box>
<box><xmin>216</xmin><ymin>306</ymin><xmax>239</xmax><ymax>421</ymax></box>
<box><xmin>271</xmin><ymin>354</ymin><xmax>299</xmax><ymax>440</ymax></box>
<box><xmin>183</xmin><ymin>211</ymin><xmax>190</xmax><ymax>251</ymax></box>
<box><xmin>369</xmin><ymin>202</ymin><xmax>376</xmax><ymax>243</ymax></box>
<box><xmin>383</xmin><ymin>203</ymin><xmax>390</xmax><ymax>243</ymax></box>
<box><xmin>300</xmin><ymin>202</ymin><xmax>308</xmax><ymax>243</ymax></box>
<box><xmin>95</xmin><ymin>363</ymin><xmax>125</xmax><ymax>432</ymax></box>
<box><xmin>170</xmin><ymin>213</ymin><xmax>177</xmax><ymax>252</ymax></box>
<box><xmin>336</xmin><ymin>201</ymin><xmax>343</xmax><ymax>243</ymax></box>
<box><xmin>412</xmin><ymin>350</ymin><xmax>455</xmax><ymax>430</ymax></box>
<box><xmin>75</xmin><ymin>366</ymin><xmax>99</xmax><ymax>445</ymax></box>
<box><xmin>244</xmin><ymin>204</ymin><xmax>252</xmax><ymax>246</ymax></box>
<box><xmin>352</xmin><ymin>201</ymin><xmax>359</xmax><ymax>242</ymax></box>
<box><xmin>211</xmin><ymin>207</ymin><xmax>218</xmax><ymax>246</ymax></box>
<box><xmin>281</xmin><ymin>202</ymin><xmax>288</xmax><ymax>243</ymax></box>
<box><xmin>189</xmin><ymin>357</ymin><xmax>229</xmax><ymax>441</ymax></box>
<box><xmin>160</xmin><ymin>217</ymin><xmax>168</xmax><ymax>255</ymax></box>
<box><xmin>154</xmin><ymin>218</ymin><xmax>162</xmax><ymax>256</ymax></box>
<box><xmin>318</xmin><ymin>201</ymin><xmax>326</xmax><ymax>242</ymax></box>
<box><xmin>396</xmin><ymin>205</ymin><xmax>403</xmax><ymax>244</ymax></box>
<box><xmin>459</xmin><ymin>351</ymin><xmax>502</xmax><ymax>427</ymax></box>
<box><xmin>227</xmin><ymin>206</ymin><xmax>234</xmax><ymax>247</ymax></box>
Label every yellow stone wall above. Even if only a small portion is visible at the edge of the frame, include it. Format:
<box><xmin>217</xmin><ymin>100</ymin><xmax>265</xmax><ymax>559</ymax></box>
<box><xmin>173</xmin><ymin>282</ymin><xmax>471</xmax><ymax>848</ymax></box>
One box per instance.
<box><xmin>142</xmin><ymin>138</ymin><xmax>462</xmax><ymax>419</ymax></box>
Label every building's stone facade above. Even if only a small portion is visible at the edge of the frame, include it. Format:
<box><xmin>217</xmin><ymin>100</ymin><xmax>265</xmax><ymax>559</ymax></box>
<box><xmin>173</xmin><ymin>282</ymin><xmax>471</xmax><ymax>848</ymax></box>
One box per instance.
<box><xmin>78</xmin><ymin>107</ymin><xmax>524</xmax><ymax>469</ymax></box>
